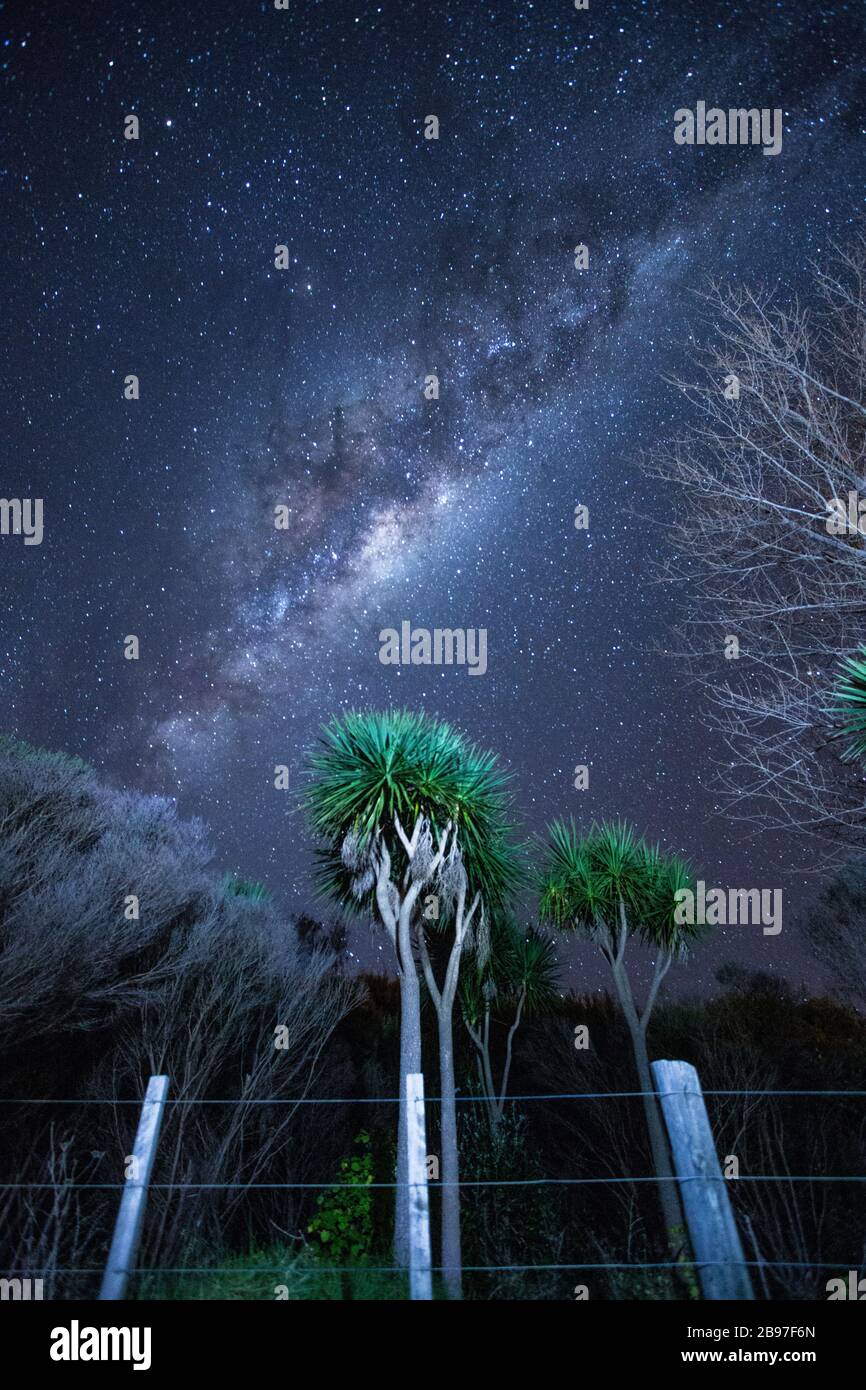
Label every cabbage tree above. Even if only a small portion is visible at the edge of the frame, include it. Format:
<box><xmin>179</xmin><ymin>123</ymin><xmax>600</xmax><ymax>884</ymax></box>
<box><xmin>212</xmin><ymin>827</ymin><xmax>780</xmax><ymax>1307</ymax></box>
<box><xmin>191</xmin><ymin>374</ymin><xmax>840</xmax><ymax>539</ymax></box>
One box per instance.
<box><xmin>537</xmin><ymin>820</ymin><xmax>702</xmax><ymax>1258</ymax></box>
<box><xmin>305</xmin><ymin>710</ymin><xmax>520</xmax><ymax>1293</ymax></box>
<box><xmin>460</xmin><ymin>923</ymin><xmax>558</xmax><ymax>1130</ymax></box>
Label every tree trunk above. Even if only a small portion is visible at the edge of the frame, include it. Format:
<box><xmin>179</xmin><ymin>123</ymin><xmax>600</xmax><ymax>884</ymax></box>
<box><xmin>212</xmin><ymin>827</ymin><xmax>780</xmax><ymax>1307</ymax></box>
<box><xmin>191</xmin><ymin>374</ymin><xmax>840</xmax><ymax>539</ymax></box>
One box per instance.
<box><xmin>437</xmin><ymin>1000</ymin><xmax>462</xmax><ymax>1299</ymax></box>
<box><xmin>611</xmin><ymin>963</ymin><xmax>686</xmax><ymax>1249</ymax></box>
<box><xmin>372</xmin><ymin>816</ymin><xmax>452</xmax><ymax>1274</ymax></box>
<box><xmin>631</xmin><ymin>1017</ymin><xmax>686</xmax><ymax>1246</ymax></box>
<box><xmin>394</xmin><ymin>961</ymin><xmax>422</xmax><ymax>1268</ymax></box>
<box><xmin>482</xmin><ymin>1004</ymin><xmax>500</xmax><ymax>1132</ymax></box>
<box><xmin>498</xmin><ymin>986</ymin><xmax>525</xmax><ymax>1117</ymax></box>
<box><xmin>403</xmin><ymin>830</ymin><xmax>473</xmax><ymax>1295</ymax></box>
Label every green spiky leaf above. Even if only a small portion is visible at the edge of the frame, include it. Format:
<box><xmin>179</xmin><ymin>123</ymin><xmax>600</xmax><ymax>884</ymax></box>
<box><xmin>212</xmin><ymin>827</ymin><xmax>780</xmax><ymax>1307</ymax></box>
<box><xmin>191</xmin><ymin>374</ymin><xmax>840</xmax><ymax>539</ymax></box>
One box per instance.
<box><xmin>304</xmin><ymin>709</ymin><xmax>524</xmax><ymax>918</ymax></box>
<box><xmin>834</xmin><ymin>648</ymin><xmax>866</xmax><ymax>764</ymax></box>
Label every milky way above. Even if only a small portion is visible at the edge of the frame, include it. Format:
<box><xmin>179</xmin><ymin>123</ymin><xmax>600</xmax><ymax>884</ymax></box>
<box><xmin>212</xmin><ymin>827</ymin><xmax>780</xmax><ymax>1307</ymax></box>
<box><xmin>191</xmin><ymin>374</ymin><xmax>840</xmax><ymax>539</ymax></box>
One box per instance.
<box><xmin>2</xmin><ymin>0</ymin><xmax>864</xmax><ymax>988</ymax></box>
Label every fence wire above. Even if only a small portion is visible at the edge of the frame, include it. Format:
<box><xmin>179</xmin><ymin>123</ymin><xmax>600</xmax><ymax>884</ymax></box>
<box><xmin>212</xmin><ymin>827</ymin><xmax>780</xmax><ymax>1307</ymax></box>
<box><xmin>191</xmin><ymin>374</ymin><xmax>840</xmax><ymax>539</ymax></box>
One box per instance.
<box><xmin>2</xmin><ymin>1086</ymin><xmax>862</xmax><ymax>1292</ymax></box>
<box><xmin>2</xmin><ymin>1088</ymin><xmax>865</xmax><ymax>1103</ymax></box>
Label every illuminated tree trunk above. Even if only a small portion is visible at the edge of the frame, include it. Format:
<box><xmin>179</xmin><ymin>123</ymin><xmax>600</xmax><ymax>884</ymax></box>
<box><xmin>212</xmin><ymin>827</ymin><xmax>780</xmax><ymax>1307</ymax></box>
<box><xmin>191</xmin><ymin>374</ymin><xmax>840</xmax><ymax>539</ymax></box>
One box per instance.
<box><xmin>437</xmin><ymin>1002</ymin><xmax>461</xmax><ymax>1299</ymax></box>
<box><xmin>418</xmin><ymin>875</ymin><xmax>480</xmax><ymax>1300</ymax></box>
<box><xmin>394</xmin><ymin>959</ymin><xmax>422</xmax><ymax>1268</ymax></box>
<box><xmin>373</xmin><ymin>817</ymin><xmax>452</xmax><ymax>1272</ymax></box>
<box><xmin>607</xmin><ymin>906</ymin><xmax>687</xmax><ymax>1258</ymax></box>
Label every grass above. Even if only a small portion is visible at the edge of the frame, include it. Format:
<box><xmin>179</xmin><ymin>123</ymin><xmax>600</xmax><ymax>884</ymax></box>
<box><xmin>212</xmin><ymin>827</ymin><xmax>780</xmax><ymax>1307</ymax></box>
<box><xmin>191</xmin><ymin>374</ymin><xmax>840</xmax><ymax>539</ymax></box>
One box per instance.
<box><xmin>132</xmin><ymin>1242</ymin><xmax>414</xmax><ymax>1301</ymax></box>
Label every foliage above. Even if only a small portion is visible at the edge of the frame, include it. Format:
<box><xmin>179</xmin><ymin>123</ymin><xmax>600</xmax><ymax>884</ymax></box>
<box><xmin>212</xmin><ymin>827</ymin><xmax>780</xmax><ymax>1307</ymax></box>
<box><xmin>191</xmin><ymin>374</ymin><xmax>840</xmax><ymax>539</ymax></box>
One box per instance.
<box><xmin>0</xmin><ymin>733</ymin><xmax>93</xmax><ymax>777</ymax></box>
<box><xmin>307</xmin><ymin>1130</ymin><xmax>375</xmax><ymax>1265</ymax></box>
<box><xmin>460</xmin><ymin>919</ymin><xmax>558</xmax><ymax>1029</ymax></box>
<box><xmin>3</xmin><ymin>734</ymin><xmax>864</xmax><ymax>1301</ymax></box>
<box><xmin>304</xmin><ymin>709</ymin><xmax>524</xmax><ymax>914</ymax></box>
<box><xmin>134</xmin><ymin>1241</ymin><xmax>408</xmax><ymax>1302</ymax></box>
<box><xmin>0</xmin><ymin>736</ymin><xmax>359</xmax><ymax>1294</ymax></box>
<box><xmin>221</xmin><ymin>874</ymin><xmax>271</xmax><ymax>902</ymax></box>
<box><xmin>834</xmin><ymin>647</ymin><xmax>866</xmax><ymax>764</ymax></box>
<box><xmin>537</xmin><ymin>819</ymin><xmax>700</xmax><ymax>955</ymax></box>
<box><xmin>508</xmin><ymin>928</ymin><xmax>560</xmax><ymax>1012</ymax></box>
<box><xmin>458</xmin><ymin>1104</ymin><xmax>565</xmax><ymax>1300</ymax></box>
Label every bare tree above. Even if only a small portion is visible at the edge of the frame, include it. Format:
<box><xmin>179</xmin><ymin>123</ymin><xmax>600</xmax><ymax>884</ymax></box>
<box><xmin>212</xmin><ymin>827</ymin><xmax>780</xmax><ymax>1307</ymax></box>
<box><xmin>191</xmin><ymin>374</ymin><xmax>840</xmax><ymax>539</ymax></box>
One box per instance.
<box><xmin>798</xmin><ymin>860</ymin><xmax>866</xmax><ymax>1010</ymax></box>
<box><xmin>641</xmin><ymin>230</ymin><xmax>866</xmax><ymax>864</ymax></box>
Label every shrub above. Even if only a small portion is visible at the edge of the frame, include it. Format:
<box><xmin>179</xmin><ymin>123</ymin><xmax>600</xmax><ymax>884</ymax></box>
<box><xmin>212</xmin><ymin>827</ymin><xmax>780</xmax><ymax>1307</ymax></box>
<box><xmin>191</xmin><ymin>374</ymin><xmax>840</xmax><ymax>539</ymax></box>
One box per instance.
<box><xmin>0</xmin><ymin>738</ymin><xmax>360</xmax><ymax>1296</ymax></box>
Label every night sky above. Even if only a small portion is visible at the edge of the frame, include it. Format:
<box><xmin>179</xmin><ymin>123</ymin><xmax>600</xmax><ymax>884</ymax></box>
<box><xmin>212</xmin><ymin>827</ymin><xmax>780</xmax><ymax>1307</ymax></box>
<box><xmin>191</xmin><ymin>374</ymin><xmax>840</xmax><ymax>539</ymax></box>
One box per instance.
<box><xmin>2</xmin><ymin>0</ymin><xmax>863</xmax><ymax>992</ymax></box>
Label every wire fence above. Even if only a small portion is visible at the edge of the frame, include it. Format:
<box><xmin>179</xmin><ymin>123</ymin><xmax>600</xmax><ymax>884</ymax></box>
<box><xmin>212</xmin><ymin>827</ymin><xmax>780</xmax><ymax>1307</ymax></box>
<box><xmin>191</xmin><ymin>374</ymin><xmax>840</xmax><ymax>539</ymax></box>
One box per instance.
<box><xmin>2</xmin><ymin>1086</ymin><xmax>863</xmax><ymax>1296</ymax></box>
<box><xmin>2</xmin><ymin>1089</ymin><xmax>865</xmax><ymax>1103</ymax></box>
<box><xmin>3</xmin><ymin>1175</ymin><xmax>866</xmax><ymax>1189</ymax></box>
<box><xmin>2</xmin><ymin>1261</ymin><xmax>857</xmax><ymax>1273</ymax></box>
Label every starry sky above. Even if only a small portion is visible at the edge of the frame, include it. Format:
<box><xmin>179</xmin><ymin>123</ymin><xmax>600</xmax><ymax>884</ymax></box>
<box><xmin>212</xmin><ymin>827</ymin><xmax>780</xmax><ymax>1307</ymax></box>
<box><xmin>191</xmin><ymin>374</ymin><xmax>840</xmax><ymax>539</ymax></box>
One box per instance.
<box><xmin>2</xmin><ymin>0</ymin><xmax>864</xmax><ymax>991</ymax></box>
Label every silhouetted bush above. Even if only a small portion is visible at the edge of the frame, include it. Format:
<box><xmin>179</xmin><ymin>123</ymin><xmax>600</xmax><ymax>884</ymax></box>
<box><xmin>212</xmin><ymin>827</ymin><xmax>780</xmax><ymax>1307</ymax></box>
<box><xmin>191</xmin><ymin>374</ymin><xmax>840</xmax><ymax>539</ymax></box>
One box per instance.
<box><xmin>0</xmin><ymin>738</ymin><xmax>360</xmax><ymax>1296</ymax></box>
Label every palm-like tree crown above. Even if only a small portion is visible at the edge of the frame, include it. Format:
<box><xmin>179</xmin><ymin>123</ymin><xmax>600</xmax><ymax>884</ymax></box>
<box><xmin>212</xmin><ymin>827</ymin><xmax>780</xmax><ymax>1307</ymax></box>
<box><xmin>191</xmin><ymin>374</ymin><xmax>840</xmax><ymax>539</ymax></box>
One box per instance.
<box><xmin>507</xmin><ymin>927</ymin><xmax>560</xmax><ymax>1011</ymax></box>
<box><xmin>537</xmin><ymin>819</ymin><xmax>700</xmax><ymax>956</ymax></box>
<box><xmin>460</xmin><ymin>918</ymin><xmax>559</xmax><ymax>1025</ymax></box>
<box><xmin>305</xmin><ymin>709</ymin><xmax>523</xmax><ymax>914</ymax></box>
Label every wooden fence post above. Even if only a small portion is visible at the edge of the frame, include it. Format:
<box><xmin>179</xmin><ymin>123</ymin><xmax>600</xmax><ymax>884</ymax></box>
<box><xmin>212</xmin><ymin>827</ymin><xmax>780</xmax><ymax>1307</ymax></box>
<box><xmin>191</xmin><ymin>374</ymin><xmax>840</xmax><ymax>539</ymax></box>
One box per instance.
<box><xmin>99</xmin><ymin>1075</ymin><xmax>169</xmax><ymax>1300</ymax></box>
<box><xmin>651</xmin><ymin>1059</ymin><xmax>754</xmax><ymax>1300</ymax></box>
<box><xmin>406</xmin><ymin>1072</ymin><xmax>432</xmax><ymax>1300</ymax></box>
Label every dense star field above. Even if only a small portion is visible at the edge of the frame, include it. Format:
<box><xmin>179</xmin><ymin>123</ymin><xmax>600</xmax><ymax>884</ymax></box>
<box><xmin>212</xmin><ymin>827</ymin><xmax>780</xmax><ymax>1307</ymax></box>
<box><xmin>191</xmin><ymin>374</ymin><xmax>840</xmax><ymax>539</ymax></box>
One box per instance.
<box><xmin>2</xmin><ymin>0</ymin><xmax>863</xmax><ymax>987</ymax></box>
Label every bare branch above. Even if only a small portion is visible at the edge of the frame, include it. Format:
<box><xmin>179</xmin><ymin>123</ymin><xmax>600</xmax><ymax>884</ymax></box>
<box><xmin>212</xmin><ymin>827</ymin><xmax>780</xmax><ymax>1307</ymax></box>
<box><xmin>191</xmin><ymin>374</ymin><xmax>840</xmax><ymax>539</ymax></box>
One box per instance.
<box><xmin>640</xmin><ymin>229</ymin><xmax>866</xmax><ymax>864</ymax></box>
